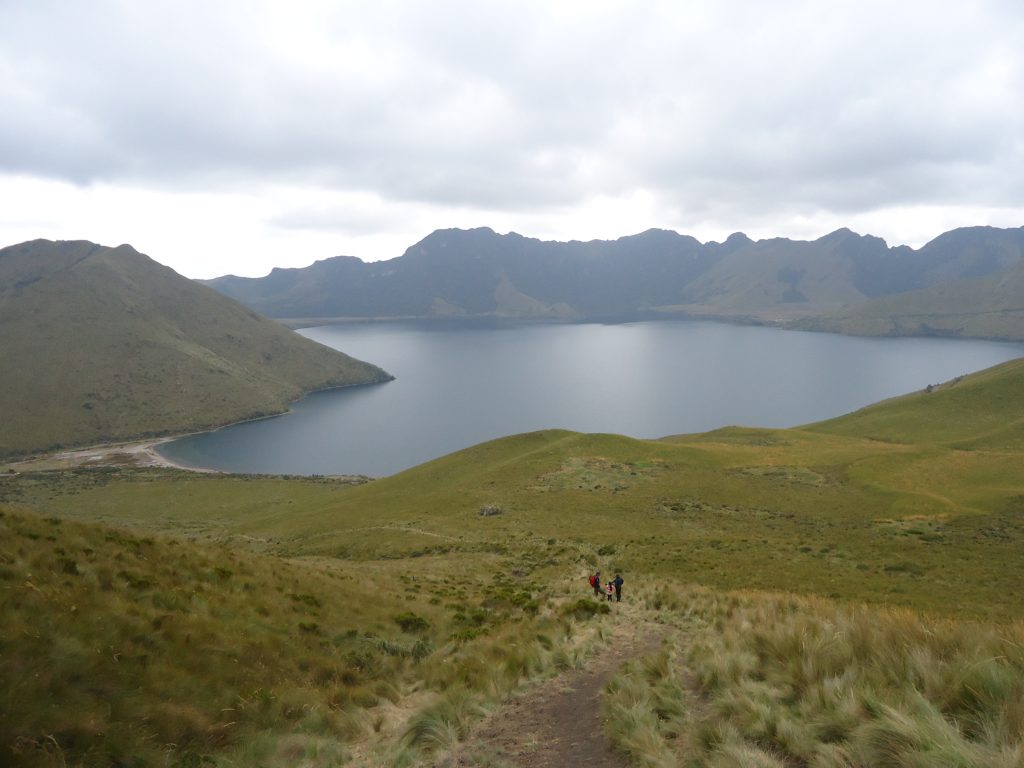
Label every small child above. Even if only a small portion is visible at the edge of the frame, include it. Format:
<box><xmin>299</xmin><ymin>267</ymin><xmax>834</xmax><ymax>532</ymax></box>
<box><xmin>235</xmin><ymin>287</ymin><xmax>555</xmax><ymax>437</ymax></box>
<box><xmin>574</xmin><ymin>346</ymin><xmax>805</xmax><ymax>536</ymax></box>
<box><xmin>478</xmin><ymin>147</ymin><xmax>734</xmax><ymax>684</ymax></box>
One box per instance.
<box><xmin>605</xmin><ymin>581</ymin><xmax>614</xmax><ymax>601</ymax></box>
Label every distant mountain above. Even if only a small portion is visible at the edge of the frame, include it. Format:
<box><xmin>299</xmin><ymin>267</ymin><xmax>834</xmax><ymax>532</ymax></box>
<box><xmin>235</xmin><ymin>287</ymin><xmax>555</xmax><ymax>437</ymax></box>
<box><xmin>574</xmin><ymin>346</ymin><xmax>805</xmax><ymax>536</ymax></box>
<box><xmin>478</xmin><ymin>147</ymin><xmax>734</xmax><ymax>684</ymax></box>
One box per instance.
<box><xmin>676</xmin><ymin>228</ymin><xmax>893</xmax><ymax>312</ymax></box>
<box><xmin>204</xmin><ymin>226</ymin><xmax>1024</xmax><ymax>335</ymax></box>
<box><xmin>205</xmin><ymin>227</ymin><xmax>718</xmax><ymax>321</ymax></box>
<box><xmin>792</xmin><ymin>228</ymin><xmax>1024</xmax><ymax>340</ymax></box>
<box><xmin>0</xmin><ymin>239</ymin><xmax>392</xmax><ymax>458</ymax></box>
<box><xmin>792</xmin><ymin>260</ymin><xmax>1024</xmax><ymax>341</ymax></box>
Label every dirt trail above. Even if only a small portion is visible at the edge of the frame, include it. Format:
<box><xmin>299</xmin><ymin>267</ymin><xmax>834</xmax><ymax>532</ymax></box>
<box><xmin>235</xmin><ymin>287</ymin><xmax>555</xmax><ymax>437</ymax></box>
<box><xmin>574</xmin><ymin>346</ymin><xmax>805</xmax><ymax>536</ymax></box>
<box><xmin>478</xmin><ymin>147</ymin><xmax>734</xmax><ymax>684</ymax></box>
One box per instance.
<box><xmin>448</xmin><ymin>603</ymin><xmax>663</xmax><ymax>767</ymax></box>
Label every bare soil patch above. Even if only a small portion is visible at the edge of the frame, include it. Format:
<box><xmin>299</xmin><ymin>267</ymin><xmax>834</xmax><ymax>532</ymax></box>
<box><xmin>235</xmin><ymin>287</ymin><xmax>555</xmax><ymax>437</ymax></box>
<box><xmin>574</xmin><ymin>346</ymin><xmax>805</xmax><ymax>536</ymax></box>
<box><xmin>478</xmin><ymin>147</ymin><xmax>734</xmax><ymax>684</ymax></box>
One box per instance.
<box><xmin>445</xmin><ymin>605</ymin><xmax>663</xmax><ymax>767</ymax></box>
<box><xmin>4</xmin><ymin>438</ymin><xmax>208</xmax><ymax>473</ymax></box>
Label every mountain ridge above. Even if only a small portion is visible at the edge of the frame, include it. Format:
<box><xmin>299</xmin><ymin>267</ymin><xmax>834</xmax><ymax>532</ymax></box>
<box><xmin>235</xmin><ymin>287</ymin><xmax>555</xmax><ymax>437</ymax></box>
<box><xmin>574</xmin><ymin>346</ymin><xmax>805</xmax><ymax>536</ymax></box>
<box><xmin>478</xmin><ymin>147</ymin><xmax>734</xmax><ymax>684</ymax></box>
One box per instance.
<box><xmin>203</xmin><ymin>225</ymin><xmax>1024</xmax><ymax>337</ymax></box>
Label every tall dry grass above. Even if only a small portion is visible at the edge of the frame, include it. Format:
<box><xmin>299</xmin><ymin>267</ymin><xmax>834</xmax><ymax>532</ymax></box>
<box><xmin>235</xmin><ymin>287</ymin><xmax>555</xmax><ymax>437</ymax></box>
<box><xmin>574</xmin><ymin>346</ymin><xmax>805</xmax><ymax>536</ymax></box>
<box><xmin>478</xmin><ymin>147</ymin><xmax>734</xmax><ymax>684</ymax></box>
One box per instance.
<box><xmin>605</xmin><ymin>586</ymin><xmax>1024</xmax><ymax>767</ymax></box>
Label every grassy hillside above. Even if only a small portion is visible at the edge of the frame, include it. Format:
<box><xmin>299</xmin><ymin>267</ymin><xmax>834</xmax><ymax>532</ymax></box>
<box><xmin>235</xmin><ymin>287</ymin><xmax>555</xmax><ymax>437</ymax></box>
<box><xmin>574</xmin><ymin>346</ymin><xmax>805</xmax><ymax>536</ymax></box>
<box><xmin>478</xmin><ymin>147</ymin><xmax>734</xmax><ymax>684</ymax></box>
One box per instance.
<box><xmin>0</xmin><ymin>240</ymin><xmax>392</xmax><ymax>458</ymax></box>
<box><xmin>5</xmin><ymin>357</ymin><xmax>1024</xmax><ymax>765</ymax></box>
<box><xmin>808</xmin><ymin>357</ymin><xmax>1024</xmax><ymax>448</ymax></box>
<box><xmin>792</xmin><ymin>259</ymin><xmax>1024</xmax><ymax>341</ymax></box>
<box><xmin>0</xmin><ymin>504</ymin><xmax>609</xmax><ymax>767</ymax></box>
<box><xmin>7</xmin><ymin>351</ymin><xmax>1024</xmax><ymax>618</ymax></box>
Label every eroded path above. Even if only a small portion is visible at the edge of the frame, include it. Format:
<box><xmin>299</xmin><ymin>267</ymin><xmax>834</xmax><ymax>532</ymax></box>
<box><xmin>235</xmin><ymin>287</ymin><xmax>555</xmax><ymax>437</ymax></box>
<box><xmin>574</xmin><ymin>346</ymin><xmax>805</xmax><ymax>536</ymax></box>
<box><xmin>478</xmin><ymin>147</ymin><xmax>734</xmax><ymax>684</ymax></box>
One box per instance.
<box><xmin>447</xmin><ymin>604</ymin><xmax>664</xmax><ymax>768</ymax></box>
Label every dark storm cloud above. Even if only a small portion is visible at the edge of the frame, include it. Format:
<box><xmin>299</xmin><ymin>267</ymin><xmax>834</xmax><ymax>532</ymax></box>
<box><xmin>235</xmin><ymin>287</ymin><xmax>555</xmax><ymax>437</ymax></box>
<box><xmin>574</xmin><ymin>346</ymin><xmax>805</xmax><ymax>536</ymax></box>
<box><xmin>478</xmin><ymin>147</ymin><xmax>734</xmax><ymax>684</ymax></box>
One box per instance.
<box><xmin>1</xmin><ymin>0</ymin><xmax>1022</xmax><ymax>223</ymax></box>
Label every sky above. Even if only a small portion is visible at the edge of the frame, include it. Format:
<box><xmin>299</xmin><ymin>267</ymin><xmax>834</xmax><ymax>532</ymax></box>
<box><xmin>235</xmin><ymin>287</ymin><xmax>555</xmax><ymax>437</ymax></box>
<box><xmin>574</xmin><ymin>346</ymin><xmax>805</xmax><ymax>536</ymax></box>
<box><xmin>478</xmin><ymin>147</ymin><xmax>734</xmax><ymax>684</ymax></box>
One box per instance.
<box><xmin>1</xmin><ymin>1</ymin><xmax>1022</xmax><ymax>279</ymax></box>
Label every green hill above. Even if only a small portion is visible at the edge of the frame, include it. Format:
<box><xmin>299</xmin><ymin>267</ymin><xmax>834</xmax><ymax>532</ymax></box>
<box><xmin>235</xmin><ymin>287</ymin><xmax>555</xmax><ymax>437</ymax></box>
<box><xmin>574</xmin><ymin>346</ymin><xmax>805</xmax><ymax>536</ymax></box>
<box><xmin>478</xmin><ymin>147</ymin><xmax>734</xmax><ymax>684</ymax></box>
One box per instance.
<box><xmin>807</xmin><ymin>357</ymin><xmax>1024</xmax><ymax>448</ymax></box>
<box><xmin>0</xmin><ymin>240</ymin><xmax>392</xmax><ymax>458</ymax></box>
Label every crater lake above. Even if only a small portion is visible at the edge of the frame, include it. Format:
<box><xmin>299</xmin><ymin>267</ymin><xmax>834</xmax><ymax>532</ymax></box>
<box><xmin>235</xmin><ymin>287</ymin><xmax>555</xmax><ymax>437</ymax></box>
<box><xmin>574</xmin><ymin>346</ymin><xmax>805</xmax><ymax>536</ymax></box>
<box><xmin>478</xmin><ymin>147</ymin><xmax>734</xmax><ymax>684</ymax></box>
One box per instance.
<box><xmin>157</xmin><ymin>321</ymin><xmax>1024</xmax><ymax>476</ymax></box>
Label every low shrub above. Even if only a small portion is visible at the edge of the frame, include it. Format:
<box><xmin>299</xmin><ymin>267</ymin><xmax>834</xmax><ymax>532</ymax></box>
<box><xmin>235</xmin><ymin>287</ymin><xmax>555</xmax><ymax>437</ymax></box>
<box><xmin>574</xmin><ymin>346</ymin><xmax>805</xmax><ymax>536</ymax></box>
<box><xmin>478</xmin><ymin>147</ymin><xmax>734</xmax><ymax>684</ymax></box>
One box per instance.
<box><xmin>562</xmin><ymin>598</ymin><xmax>611</xmax><ymax>620</ymax></box>
<box><xmin>393</xmin><ymin>611</ymin><xmax>430</xmax><ymax>633</ymax></box>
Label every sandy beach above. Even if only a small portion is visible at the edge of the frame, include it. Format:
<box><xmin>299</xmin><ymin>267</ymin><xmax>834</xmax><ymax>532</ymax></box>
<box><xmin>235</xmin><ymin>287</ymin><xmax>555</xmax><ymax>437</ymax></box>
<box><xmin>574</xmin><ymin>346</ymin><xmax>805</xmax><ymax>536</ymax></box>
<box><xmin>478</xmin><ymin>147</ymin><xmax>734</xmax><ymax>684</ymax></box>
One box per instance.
<box><xmin>4</xmin><ymin>438</ymin><xmax>214</xmax><ymax>473</ymax></box>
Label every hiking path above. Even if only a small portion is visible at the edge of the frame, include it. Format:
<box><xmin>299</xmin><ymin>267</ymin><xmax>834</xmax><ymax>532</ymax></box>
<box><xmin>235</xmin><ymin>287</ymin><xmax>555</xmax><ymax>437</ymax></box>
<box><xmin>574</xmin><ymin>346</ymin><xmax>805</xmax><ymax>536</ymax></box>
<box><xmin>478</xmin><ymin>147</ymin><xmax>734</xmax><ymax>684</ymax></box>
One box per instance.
<box><xmin>443</xmin><ymin>598</ymin><xmax>665</xmax><ymax>767</ymax></box>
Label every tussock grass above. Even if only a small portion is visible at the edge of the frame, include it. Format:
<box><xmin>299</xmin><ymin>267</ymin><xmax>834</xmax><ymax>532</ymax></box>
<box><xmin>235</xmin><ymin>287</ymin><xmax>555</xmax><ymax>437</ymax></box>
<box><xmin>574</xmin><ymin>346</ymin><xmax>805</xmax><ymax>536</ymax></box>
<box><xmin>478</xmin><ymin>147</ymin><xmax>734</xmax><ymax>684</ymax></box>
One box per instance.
<box><xmin>0</xmin><ymin>505</ymin><xmax>613</xmax><ymax>767</ymax></box>
<box><xmin>404</xmin><ymin>689</ymin><xmax>487</xmax><ymax>750</ymax></box>
<box><xmin>393</xmin><ymin>603</ymin><xmax>614</xmax><ymax>761</ymax></box>
<box><xmin>605</xmin><ymin>585</ymin><xmax>1024</xmax><ymax>767</ymax></box>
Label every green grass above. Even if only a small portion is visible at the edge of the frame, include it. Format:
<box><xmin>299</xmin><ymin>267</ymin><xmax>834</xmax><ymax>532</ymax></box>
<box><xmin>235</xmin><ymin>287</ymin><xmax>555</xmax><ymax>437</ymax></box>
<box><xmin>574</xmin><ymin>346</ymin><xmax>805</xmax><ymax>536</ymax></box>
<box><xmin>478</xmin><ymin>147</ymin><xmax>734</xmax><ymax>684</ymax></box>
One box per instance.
<box><xmin>809</xmin><ymin>357</ymin><xmax>1024</xmax><ymax>449</ymax></box>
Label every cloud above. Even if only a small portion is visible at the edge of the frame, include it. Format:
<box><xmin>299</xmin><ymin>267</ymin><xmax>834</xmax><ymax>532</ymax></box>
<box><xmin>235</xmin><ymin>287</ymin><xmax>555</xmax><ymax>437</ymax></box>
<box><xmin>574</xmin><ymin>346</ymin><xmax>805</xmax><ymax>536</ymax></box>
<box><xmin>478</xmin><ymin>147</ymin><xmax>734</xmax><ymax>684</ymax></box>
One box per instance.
<box><xmin>1</xmin><ymin>0</ymin><xmax>1022</xmax><ymax>276</ymax></box>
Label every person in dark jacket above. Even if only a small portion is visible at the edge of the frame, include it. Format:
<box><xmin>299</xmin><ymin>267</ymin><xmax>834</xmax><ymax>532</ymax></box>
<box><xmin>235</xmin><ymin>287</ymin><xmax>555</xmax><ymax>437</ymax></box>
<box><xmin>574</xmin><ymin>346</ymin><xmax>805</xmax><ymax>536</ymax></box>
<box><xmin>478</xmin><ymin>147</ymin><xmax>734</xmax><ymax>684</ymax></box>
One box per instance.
<box><xmin>612</xmin><ymin>573</ymin><xmax>624</xmax><ymax>602</ymax></box>
<box><xmin>592</xmin><ymin>570</ymin><xmax>602</xmax><ymax>597</ymax></box>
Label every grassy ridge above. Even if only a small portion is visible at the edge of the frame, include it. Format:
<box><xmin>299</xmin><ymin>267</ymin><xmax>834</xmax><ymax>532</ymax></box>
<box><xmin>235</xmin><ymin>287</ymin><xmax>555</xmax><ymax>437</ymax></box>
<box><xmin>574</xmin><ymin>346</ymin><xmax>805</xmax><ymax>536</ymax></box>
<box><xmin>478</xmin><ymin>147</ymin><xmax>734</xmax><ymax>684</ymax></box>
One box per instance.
<box><xmin>0</xmin><ymin>240</ymin><xmax>391</xmax><ymax>459</ymax></box>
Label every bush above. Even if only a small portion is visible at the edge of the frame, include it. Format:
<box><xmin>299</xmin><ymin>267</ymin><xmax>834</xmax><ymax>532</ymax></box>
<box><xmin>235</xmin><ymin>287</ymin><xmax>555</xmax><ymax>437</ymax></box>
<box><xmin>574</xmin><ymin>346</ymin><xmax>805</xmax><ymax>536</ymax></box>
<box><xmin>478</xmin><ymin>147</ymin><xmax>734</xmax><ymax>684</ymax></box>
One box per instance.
<box><xmin>562</xmin><ymin>599</ymin><xmax>611</xmax><ymax>620</ymax></box>
<box><xmin>393</xmin><ymin>612</ymin><xmax>430</xmax><ymax>633</ymax></box>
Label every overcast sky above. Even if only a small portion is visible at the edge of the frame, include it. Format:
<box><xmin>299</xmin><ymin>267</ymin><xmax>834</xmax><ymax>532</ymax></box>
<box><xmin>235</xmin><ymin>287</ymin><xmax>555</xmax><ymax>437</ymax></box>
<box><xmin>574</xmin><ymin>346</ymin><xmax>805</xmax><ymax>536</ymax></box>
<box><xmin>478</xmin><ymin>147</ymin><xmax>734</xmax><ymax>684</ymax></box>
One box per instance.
<box><xmin>2</xmin><ymin>1</ymin><xmax>1022</xmax><ymax>278</ymax></box>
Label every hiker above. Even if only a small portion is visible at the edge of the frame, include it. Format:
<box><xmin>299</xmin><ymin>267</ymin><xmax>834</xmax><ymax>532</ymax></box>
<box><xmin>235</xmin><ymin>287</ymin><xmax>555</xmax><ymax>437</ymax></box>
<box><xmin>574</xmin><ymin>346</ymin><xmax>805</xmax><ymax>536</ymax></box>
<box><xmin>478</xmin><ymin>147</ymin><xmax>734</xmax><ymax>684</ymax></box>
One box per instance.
<box><xmin>612</xmin><ymin>573</ymin><xmax>624</xmax><ymax>602</ymax></box>
<box><xmin>592</xmin><ymin>570</ymin><xmax>602</xmax><ymax>597</ymax></box>
<box><xmin>588</xmin><ymin>572</ymin><xmax>597</xmax><ymax>593</ymax></box>
<box><xmin>605</xmin><ymin>581</ymin><xmax>614</xmax><ymax>601</ymax></box>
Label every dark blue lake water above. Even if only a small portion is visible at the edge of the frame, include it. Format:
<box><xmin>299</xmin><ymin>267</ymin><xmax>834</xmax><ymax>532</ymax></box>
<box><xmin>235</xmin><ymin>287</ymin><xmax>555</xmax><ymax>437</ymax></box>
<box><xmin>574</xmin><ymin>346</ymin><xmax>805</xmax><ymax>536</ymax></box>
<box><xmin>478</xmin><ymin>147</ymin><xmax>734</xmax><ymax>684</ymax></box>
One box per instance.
<box><xmin>157</xmin><ymin>321</ymin><xmax>1024</xmax><ymax>476</ymax></box>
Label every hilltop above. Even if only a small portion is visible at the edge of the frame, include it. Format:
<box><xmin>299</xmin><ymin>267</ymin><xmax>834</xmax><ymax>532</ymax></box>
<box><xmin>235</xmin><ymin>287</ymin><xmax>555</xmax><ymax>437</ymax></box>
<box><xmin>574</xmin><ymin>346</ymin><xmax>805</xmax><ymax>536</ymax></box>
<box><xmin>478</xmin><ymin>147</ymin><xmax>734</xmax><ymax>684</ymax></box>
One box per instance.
<box><xmin>0</xmin><ymin>239</ymin><xmax>392</xmax><ymax>459</ymax></box>
<box><xmin>204</xmin><ymin>225</ymin><xmax>1024</xmax><ymax>339</ymax></box>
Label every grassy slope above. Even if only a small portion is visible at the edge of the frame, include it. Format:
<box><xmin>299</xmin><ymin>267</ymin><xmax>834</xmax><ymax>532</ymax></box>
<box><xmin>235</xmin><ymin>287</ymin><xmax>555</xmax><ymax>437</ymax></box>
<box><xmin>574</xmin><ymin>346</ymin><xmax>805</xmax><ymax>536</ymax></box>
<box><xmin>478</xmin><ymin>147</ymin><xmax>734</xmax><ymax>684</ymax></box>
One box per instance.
<box><xmin>0</xmin><ymin>240</ymin><xmax>392</xmax><ymax>458</ymax></box>
<box><xmin>807</xmin><ymin>357</ymin><xmax>1024</xmax><ymax>448</ymax></box>
<box><xmin>0</xmin><ymin>502</ymin><xmax>606</xmax><ymax>766</ymax></box>
<box><xmin>7</xmin><ymin>375</ymin><xmax>1024</xmax><ymax>619</ymax></box>
<box><xmin>793</xmin><ymin>260</ymin><xmax>1024</xmax><ymax>340</ymax></box>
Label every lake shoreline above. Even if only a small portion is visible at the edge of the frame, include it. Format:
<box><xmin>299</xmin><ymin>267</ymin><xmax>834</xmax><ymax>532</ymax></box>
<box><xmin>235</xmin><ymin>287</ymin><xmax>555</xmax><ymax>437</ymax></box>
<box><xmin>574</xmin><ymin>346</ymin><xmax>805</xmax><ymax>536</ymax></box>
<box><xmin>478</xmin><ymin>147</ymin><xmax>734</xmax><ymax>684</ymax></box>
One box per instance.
<box><xmin>158</xmin><ymin>321</ymin><xmax>1024</xmax><ymax>477</ymax></box>
<box><xmin>1</xmin><ymin>377</ymin><xmax>395</xmax><ymax>475</ymax></box>
<box><xmin>3</xmin><ymin>436</ymin><xmax>216</xmax><ymax>474</ymax></box>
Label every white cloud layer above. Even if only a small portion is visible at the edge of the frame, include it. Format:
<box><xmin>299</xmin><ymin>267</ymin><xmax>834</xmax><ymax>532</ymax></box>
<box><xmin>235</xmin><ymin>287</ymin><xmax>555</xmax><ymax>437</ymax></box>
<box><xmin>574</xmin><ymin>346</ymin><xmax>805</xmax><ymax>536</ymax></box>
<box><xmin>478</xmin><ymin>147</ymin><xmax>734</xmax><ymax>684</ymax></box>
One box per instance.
<box><xmin>1</xmin><ymin>0</ymin><xmax>1022</xmax><ymax>277</ymax></box>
